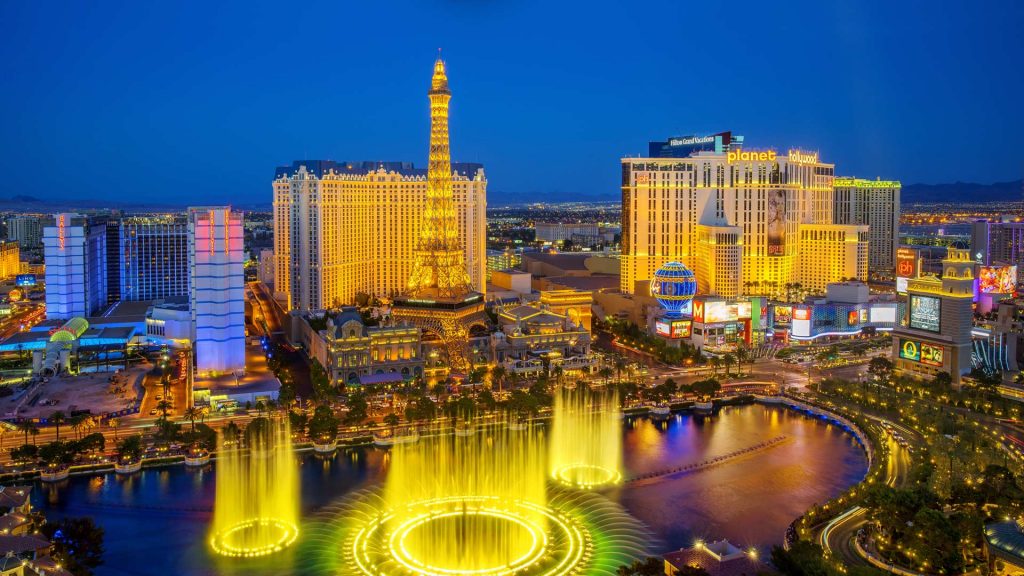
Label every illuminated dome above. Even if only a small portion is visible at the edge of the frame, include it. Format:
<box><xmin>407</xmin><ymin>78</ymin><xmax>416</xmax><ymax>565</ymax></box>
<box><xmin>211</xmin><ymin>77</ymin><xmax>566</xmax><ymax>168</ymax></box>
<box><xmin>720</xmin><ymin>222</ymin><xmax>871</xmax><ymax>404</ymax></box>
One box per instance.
<box><xmin>650</xmin><ymin>262</ymin><xmax>697</xmax><ymax>318</ymax></box>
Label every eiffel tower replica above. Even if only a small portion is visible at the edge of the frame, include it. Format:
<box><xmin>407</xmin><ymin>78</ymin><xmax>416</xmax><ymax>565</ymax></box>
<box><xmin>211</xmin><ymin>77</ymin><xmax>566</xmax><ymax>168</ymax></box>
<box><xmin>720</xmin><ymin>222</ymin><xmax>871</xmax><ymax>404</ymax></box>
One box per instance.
<box><xmin>392</xmin><ymin>55</ymin><xmax>486</xmax><ymax>375</ymax></box>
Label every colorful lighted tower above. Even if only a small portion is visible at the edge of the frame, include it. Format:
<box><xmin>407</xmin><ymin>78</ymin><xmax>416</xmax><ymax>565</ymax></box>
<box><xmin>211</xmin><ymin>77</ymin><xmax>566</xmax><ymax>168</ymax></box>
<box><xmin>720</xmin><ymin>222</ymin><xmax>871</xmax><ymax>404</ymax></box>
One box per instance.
<box><xmin>393</xmin><ymin>55</ymin><xmax>486</xmax><ymax>374</ymax></box>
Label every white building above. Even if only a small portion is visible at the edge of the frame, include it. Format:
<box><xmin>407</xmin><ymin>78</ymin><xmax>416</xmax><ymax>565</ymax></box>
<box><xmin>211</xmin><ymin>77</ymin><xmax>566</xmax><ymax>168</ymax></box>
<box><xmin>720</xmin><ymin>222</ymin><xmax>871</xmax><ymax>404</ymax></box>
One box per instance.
<box><xmin>189</xmin><ymin>208</ymin><xmax>245</xmax><ymax>375</ymax></box>
<box><xmin>621</xmin><ymin>144</ymin><xmax>835</xmax><ymax>299</ymax></box>
<box><xmin>535</xmin><ymin>222</ymin><xmax>599</xmax><ymax>243</ymax></box>
<box><xmin>833</xmin><ymin>177</ymin><xmax>901</xmax><ymax>272</ymax></box>
<box><xmin>257</xmin><ymin>248</ymin><xmax>274</xmax><ymax>288</ymax></box>
<box><xmin>42</xmin><ymin>213</ymin><xmax>107</xmax><ymax>320</ymax></box>
<box><xmin>272</xmin><ymin>161</ymin><xmax>486</xmax><ymax>311</ymax></box>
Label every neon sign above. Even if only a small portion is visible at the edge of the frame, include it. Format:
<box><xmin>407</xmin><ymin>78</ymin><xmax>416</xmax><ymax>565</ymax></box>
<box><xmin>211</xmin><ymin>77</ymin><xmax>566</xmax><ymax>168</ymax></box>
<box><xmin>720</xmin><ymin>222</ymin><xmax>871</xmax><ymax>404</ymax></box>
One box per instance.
<box><xmin>787</xmin><ymin>149</ymin><xmax>819</xmax><ymax>164</ymax></box>
<box><xmin>727</xmin><ymin>149</ymin><xmax>776</xmax><ymax>163</ymax></box>
<box><xmin>57</xmin><ymin>214</ymin><xmax>65</xmax><ymax>250</ymax></box>
<box><xmin>670</xmin><ymin>135</ymin><xmax>714</xmax><ymax>146</ymax></box>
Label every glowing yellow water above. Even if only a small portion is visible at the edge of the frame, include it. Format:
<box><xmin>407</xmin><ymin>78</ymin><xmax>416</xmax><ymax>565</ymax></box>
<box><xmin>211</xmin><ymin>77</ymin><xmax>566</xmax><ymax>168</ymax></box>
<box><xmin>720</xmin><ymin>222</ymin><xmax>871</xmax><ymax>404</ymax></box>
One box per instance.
<box><xmin>550</xmin><ymin>385</ymin><xmax>622</xmax><ymax>488</ymax></box>
<box><xmin>383</xmin><ymin>420</ymin><xmax>548</xmax><ymax>573</ymax></box>
<box><xmin>210</xmin><ymin>417</ymin><xmax>298</xmax><ymax>557</ymax></box>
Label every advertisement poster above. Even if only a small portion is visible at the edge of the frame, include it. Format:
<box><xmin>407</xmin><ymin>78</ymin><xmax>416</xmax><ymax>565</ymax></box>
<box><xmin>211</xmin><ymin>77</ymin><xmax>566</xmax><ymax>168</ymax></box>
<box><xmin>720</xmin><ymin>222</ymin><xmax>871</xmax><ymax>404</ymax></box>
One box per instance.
<box><xmin>979</xmin><ymin>266</ymin><xmax>1017</xmax><ymax>294</ymax></box>
<box><xmin>909</xmin><ymin>295</ymin><xmax>941</xmax><ymax>333</ymax></box>
<box><xmin>767</xmin><ymin>189</ymin><xmax>786</xmax><ymax>256</ymax></box>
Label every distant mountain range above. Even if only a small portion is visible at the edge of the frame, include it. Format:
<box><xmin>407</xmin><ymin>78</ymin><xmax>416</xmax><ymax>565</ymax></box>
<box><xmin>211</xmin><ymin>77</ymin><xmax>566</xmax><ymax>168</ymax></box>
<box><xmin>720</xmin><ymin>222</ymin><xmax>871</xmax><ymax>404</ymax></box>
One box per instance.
<box><xmin>0</xmin><ymin>195</ymin><xmax>269</xmax><ymax>213</ymax></box>
<box><xmin>902</xmin><ymin>180</ymin><xmax>1023</xmax><ymax>204</ymax></box>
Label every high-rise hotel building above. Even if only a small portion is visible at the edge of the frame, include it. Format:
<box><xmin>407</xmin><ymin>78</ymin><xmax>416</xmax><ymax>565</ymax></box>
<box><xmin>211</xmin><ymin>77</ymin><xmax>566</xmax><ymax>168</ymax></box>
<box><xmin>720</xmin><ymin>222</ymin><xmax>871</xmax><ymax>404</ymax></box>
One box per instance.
<box><xmin>188</xmin><ymin>207</ymin><xmax>245</xmax><ymax>375</ymax></box>
<box><xmin>118</xmin><ymin>216</ymin><xmax>190</xmax><ymax>301</ymax></box>
<box><xmin>43</xmin><ymin>214</ymin><xmax>108</xmax><ymax>320</ymax></box>
<box><xmin>833</xmin><ymin>178</ymin><xmax>901</xmax><ymax>272</ymax></box>
<box><xmin>621</xmin><ymin>136</ymin><xmax>859</xmax><ymax>298</ymax></box>
<box><xmin>273</xmin><ymin>160</ymin><xmax>486</xmax><ymax>311</ymax></box>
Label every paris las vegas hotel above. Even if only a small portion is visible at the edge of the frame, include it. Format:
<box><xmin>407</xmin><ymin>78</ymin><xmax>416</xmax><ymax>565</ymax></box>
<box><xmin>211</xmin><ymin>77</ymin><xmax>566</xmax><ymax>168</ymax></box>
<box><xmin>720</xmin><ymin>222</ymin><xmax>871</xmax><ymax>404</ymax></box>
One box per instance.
<box><xmin>621</xmin><ymin>131</ymin><xmax>898</xmax><ymax>299</ymax></box>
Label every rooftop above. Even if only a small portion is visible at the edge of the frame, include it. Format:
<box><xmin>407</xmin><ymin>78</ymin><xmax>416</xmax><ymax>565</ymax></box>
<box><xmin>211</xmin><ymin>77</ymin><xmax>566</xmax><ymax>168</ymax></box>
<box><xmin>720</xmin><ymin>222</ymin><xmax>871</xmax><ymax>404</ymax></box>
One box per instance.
<box><xmin>274</xmin><ymin>160</ymin><xmax>484</xmax><ymax>180</ymax></box>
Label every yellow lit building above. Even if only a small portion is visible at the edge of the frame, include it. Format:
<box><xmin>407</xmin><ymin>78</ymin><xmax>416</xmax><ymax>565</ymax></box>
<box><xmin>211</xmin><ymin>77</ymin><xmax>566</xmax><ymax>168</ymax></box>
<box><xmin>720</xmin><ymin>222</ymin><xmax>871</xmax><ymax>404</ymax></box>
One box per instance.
<box><xmin>0</xmin><ymin>241</ymin><xmax>20</xmax><ymax>280</ymax></box>
<box><xmin>694</xmin><ymin>224</ymin><xmax>743</xmax><ymax>298</ymax></box>
<box><xmin>621</xmin><ymin>144</ymin><xmax>835</xmax><ymax>299</ymax></box>
<box><xmin>272</xmin><ymin>160</ymin><xmax>486</xmax><ymax>311</ymax></box>
<box><xmin>796</xmin><ymin>224</ymin><xmax>869</xmax><ymax>294</ymax></box>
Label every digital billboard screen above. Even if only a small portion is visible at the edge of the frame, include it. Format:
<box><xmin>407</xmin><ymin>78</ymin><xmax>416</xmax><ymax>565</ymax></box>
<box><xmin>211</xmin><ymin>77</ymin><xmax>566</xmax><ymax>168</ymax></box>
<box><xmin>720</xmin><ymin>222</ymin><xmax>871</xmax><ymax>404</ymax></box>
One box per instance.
<box><xmin>896</xmin><ymin>248</ymin><xmax>918</xmax><ymax>278</ymax></box>
<box><xmin>736</xmin><ymin>301</ymin><xmax>752</xmax><ymax>319</ymax></box>
<box><xmin>670</xmin><ymin>319</ymin><xmax>692</xmax><ymax>338</ymax></box>
<box><xmin>767</xmin><ymin>190</ymin><xmax>786</xmax><ymax>256</ymax></box>
<box><xmin>899</xmin><ymin>339</ymin><xmax>944</xmax><ymax>367</ymax></box>
<box><xmin>920</xmin><ymin>343</ymin><xmax>944</xmax><ymax>367</ymax></box>
<box><xmin>774</xmin><ymin>305</ymin><xmax>792</xmax><ymax>325</ymax></box>
<box><xmin>15</xmin><ymin>274</ymin><xmax>36</xmax><ymax>287</ymax></box>
<box><xmin>793</xmin><ymin>307</ymin><xmax>811</xmax><ymax>321</ymax></box>
<box><xmin>656</xmin><ymin>321</ymin><xmax>671</xmax><ymax>337</ymax></box>
<box><xmin>695</xmin><ymin>300</ymin><xmax>736</xmax><ymax>324</ymax></box>
<box><xmin>847</xmin><ymin>310</ymin><xmax>859</xmax><ymax>326</ymax></box>
<box><xmin>870</xmin><ymin>305</ymin><xmax>897</xmax><ymax>324</ymax></box>
<box><xmin>979</xmin><ymin>266</ymin><xmax>1017</xmax><ymax>294</ymax></box>
<box><xmin>909</xmin><ymin>294</ymin><xmax>941</xmax><ymax>333</ymax></box>
<box><xmin>899</xmin><ymin>339</ymin><xmax>921</xmax><ymax>362</ymax></box>
<box><xmin>656</xmin><ymin>319</ymin><xmax>692</xmax><ymax>339</ymax></box>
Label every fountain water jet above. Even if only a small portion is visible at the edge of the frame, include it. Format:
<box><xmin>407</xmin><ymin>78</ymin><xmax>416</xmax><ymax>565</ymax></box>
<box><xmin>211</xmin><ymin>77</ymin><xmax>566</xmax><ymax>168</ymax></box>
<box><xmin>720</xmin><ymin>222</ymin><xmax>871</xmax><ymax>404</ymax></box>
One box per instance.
<box><xmin>209</xmin><ymin>416</ymin><xmax>299</xmax><ymax>557</ymax></box>
<box><xmin>550</xmin><ymin>385</ymin><xmax>623</xmax><ymax>489</ymax></box>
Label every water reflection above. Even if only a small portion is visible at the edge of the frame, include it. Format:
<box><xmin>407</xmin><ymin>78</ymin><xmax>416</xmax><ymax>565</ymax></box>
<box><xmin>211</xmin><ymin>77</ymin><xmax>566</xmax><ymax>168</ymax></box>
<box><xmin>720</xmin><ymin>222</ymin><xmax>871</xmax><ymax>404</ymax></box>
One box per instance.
<box><xmin>31</xmin><ymin>405</ymin><xmax>865</xmax><ymax>575</ymax></box>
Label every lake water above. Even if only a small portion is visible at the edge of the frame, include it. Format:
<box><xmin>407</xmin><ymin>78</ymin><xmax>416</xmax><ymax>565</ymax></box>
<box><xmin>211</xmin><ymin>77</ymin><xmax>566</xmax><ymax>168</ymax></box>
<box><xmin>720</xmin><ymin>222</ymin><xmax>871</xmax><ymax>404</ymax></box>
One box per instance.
<box><xmin>32</xmin><ymin>404</ymin><xmax>867</xmax><ymax>575</ymax></box>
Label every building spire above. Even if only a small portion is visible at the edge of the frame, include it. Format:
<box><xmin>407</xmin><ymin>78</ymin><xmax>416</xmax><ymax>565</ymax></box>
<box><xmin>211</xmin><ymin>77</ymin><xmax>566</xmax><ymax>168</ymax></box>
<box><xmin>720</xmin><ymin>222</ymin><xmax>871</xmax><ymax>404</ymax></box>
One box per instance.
<box><xmin>405</xmin><ymin>55</ymin><xmax>472</xmax><ymax>299</ymax></box>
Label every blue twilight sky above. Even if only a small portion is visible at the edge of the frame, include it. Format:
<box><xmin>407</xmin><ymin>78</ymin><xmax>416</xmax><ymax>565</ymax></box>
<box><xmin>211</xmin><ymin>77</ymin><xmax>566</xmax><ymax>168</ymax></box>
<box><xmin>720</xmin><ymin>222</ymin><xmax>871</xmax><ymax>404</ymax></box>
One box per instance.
<box><xmin>1</xmin><ymin>0</ymin><xmax>1022</xmax><ymax>206</ymax></box>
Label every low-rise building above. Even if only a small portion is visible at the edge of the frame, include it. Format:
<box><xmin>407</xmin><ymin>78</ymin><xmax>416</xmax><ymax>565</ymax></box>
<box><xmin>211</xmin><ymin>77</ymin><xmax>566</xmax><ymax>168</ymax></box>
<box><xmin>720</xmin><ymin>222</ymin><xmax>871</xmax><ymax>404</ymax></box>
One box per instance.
<box><xmin>491</xmin><ymin>301</ymin><xmax>593</xmax><ymax>377</ymax></box>
<box><xmin>664</xmin><ymin>539</ymin><xmax>765</xmax><ymax>576</ymax></box>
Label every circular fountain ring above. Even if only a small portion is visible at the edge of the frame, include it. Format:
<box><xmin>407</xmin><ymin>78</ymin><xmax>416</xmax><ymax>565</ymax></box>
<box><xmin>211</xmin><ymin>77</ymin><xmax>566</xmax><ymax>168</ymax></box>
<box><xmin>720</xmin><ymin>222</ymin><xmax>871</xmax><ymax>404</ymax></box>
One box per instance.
<box><xmin>553</xmin><ymin>464</ymin><xmax>622</xmax><ymax>489</ymax></box>
<box><xmin>350</xmin><ymin>496</ymin><xmax>590</xmax><ymax>576</ymax></box>
<box><xmin>209</xmin><ymin>517</ymin><xmax>299</xmax><ymax>558</ymax></box>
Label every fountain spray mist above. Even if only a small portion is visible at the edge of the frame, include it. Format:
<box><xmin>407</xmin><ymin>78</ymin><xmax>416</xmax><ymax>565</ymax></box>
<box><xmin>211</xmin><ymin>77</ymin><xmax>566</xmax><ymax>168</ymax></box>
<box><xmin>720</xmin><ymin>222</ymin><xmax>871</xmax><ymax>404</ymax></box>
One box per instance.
<box><xmin>550</xmin><ymin>385</ymin><xmax>623</xmax><ymax>488</ymax></box>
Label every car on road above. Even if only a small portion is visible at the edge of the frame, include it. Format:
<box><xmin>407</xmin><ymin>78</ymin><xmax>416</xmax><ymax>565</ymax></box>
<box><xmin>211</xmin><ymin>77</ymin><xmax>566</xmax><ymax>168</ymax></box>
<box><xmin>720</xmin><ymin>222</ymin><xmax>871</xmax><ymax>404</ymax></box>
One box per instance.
<box><xmin>149</xmin><ymin>409</ymin><xmax>158</xmax><ymax>416</ymax></box>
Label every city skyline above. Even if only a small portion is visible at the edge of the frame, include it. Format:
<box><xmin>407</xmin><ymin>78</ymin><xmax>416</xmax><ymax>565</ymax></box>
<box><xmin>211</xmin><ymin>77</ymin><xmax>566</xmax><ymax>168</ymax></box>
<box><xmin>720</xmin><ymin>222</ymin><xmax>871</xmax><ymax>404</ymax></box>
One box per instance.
<box><xmin>1</xmin><ymin>1</ymin><xmax>1022</xmax><ymax>206</ymax></box>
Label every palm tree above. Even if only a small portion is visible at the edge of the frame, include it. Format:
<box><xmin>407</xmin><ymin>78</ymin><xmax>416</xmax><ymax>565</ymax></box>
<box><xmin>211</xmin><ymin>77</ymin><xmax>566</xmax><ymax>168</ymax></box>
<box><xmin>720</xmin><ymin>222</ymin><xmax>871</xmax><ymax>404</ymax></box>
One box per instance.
<box><xmin>109</xmin><ymin>418</ymin><xmax>120</xmax><ymax>441</ymax></box>
<box><xmin>491</xmin><ymin>366</ymin><xmax>507</xmax><ymax>393</ymax></box>
<box><xmin>156</xmin><ymin>400</ymin><xmax>172</xmax><ymax>419</ymax></box>
<box><xmin>29</xmin><ymin>426</ymin><xmax>39</xmax><ymax>446</ymax></box>
<box><xmin>183</xmin><ymin>407</ymin><xmax>202</xmax><ymax>434</ymax></box>
<box><xmin>50</xmin><ymin>411</ymin><xmax>66</xmax><ymax>442</ymax></box>
<box><xmin>710</xmin><ymin>357</ymin><xmax>722</xmax><ymax>376</ymax></box>
<box><xmin>614</xmin><ymin>358</ymin><xmax>626</xmax><ymax>383</ymax></box>
<box><xmin>17</xmin><ymin>421</ymin><xmax>35</xmax><ymax>446</ymax></box>
<box><xmin>735</xmin><ymin>348</ymin><xmax>749</xmax><ymax>376</ymax></box>
<box><xmin>597</xmin><ymin>366</ymin><xmax>614</xmax><ymax>384</ymax></box>
<box><xmin>723</xmin><ymin>354</ymin><xmax>735</xmax><ymax>377</ymax></box>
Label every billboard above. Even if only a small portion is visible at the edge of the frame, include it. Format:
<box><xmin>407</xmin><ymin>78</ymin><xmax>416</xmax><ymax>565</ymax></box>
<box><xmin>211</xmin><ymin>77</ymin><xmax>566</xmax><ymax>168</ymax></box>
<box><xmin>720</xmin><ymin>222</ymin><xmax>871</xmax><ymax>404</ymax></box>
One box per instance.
<box><xmin>774</xmin><ymin>305</ymin><xmax>793</xmax><ymax>325</ymax></box>
<box><xmin>899</xmin><ymin>338</ymin><xmax>944</xmax><ymax>367</ymax></box>
<box><xmin>979</xmin><ymin>265</ymin><xmax>1017</xmax><ymax>294</ymax></box>
<box><xmin>15</xmin><ymin>274</ymin><xmax>36</xmax><ymax>287</ymax></box>
<box><xmin>896</xmin><ymin>248</ymin><xmax>919</xmax><ymax>278</ymax></box>
<box><xmin>909</xmin><ymin>294</ymin><xmax>941</xmax><ymax>332</ymax></box>
<box><xmin>899</xmin><ymin>339</ymin><xmax>921</xmax><ymax>362</ymax></box>
<box><xmin>767</xmin><ymin>190</ymin><xmax>786</xmax><ymax>256</ymax></box>
<box><xmin>693</xmin><ymin>300</ymin><xmax>736</xmax><ymax>324</ymax></box>
<box><xmin>870</xmin><ymin>305</ymin><xmax>897</xmax><ymax>324</ymax></box>
<box><xmin>737</xmin><ymin>301</ymin><xmax>752</xmax><ymax>319</ymax></box>
<box><xmin>920</xmin><ymin>343</ymin><xmax>944</xmax><ymax>367</ymax></box>
<box><xmin>656</xmin><ymin>320</ymin><xmax>692</xmax><ymax>339</ymax></box>
<box><xmin>793</xmin><ymin>307</ymin><xmax>811</xmax><ymax>321</ymax></box>
<box><xmin>655</xmin><ymin>321</ymin><xmax>671</xmax><ymax>337</ymax></box>
<box><xmin>847</xmin><ymin>310</ymin><xmax>860</xmax><ymax>326</ymax></box>
<box><xmin>792</xmin><ymin>318</ymin><xmax>811</xmax><ymax>337</ymax></box>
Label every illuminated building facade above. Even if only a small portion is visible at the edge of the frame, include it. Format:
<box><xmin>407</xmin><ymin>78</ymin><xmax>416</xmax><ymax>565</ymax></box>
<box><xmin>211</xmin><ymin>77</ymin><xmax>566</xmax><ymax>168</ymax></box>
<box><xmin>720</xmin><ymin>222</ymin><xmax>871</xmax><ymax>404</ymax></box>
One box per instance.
<box><xmin>833</xmin><ymin>178</ymin><xmax>901</xmax><ymax>272</ymax></box>
<box><xmin>621</xmin><ymin>141</ymin><xmax>835</xmax><ymax>299</ymax></box>
<box><xmin>535</xmin><ymin>223</ymin><xmax>599</xmax><ymax>243</ymax></box>
<box><xmin>5</xmin><ymin>216</ymin><xmax>46</xmax><ymax>251</ymax></box>
<box><xmin>796</xmin><ymin>224</ymin><xmax>869</xmax><ymax>294</ymax></box>
<box><xmin>694</xmin><ymin>224</ymin><xmax>743</xmax><ymax>298</ymax></box>
<box><xmin>891</xmin><ymin>248</ymin><xmax>975</xmax><ymax>386</ymax></box>
<box><xmin>295</xmin><ymin>308</ymin><xmax>424</xmax><ymax>387</ymax></box>
<box><xmin>486</xmin><ymin>248</ymin><xmax>522</xmax><ymax>280</ymax></box>
<box><xmin>118</xmin><ymin>217</ymin><xmax>190</xmax><ymax>301</ymax></box>
<box><xmin>390</xmin><ymin>57</ymin><xmax>488</xmax><ymax>374</ymax></box>
<box><xmin>971</xmin><ymin>220</ymin><xmax>1024</xmax><ymax>283</ymax></box>
<box><xmin>42</xmin><ymin>214</ymin><xmax>108</xmax><ymax>320</ymax></box>
<box><xmin>491</xmin><ymin>301</ymin><xmax>593</xmax><ymax>376</ymax></box>
<box><xmin>272</xmin><ymin>159</ymin><xmax>486</xmax><ymax>311</ymax></box>
<box><xmin>189</xmin><ymin>207</ymin><xmax>245</xmax><ymax>375</ymax></box>
<box><xmin>0</xmin><ymin>241</ymin><xmax>19</xmax><ymax>280</ymax></box>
